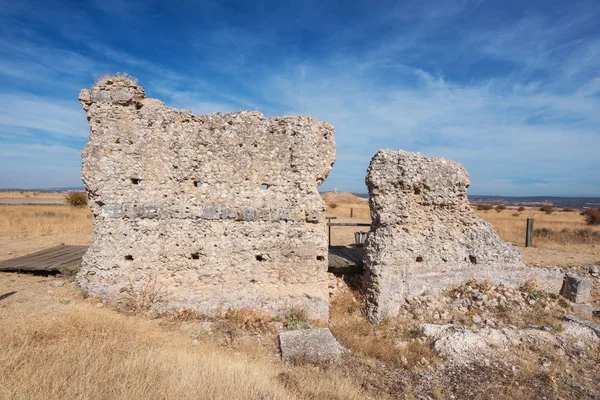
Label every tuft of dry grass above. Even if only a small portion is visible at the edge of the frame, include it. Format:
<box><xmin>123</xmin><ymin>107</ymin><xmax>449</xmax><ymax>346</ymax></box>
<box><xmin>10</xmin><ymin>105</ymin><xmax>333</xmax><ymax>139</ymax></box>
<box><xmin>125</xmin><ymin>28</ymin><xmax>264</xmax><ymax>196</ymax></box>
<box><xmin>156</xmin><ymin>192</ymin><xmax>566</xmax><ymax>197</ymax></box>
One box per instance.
<box><xmin>95</xmin><ymin>72</ymin><xmax>138</xmax><ymax>86</ymax></box>
<box><xmin>329</xmin><ymin>290</ymin><xmax>435</xmax><ymax>369</ymax></box>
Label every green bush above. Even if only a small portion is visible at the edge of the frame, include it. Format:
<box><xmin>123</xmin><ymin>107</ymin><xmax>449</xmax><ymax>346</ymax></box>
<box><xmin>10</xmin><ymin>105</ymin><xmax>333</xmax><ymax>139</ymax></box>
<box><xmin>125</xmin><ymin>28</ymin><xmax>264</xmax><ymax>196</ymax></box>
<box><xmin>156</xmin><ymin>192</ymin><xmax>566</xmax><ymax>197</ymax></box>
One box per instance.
<box><xmin>518</xmin><ymin>206</ymin><xmax>525</xmax><ymax>212</ymax></box>
<box><xmin>562</xmin><ymin>208</ymin><xmax>574</xmax><ymax>212</ymax></box>
<box><xmin>495</xmin><ymin>205</ymin><xmax>506</xmax><ymax>212</ymax></box>
<box><xmin>477</xmin><ymin>204</ymin><xmax>493</xmax><ymax>211</ymax></box>
<box><xmin>582</xmin><ymin>208</ymin><xmax>600</xmax><ymax>226</ymax></box>
<box><xmin>65</xmin><ymin>192</ymin><xmax>88</xmax><ymax>208</ymax></box>
<box><xmin>540</xmin><ymin>205</ymin><xmax>553</xmax><ymax>214</ymax></box>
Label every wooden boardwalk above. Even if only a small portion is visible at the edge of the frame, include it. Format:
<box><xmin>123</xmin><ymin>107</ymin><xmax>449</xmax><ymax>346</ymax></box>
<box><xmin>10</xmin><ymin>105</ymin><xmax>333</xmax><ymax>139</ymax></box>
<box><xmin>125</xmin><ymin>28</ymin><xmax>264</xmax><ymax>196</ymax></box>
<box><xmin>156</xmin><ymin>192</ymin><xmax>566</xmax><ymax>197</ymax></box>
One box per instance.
<box><xmin>0</xmin><ymin>245</ymin><xmax>88</xmax><ymax>275</ymax></box>
<box><xmin>0</xmin><ymin>244</ymin><xmax>363</xmax><ymax>275</ymax></box>
<box><xmin>328</xmin><ymin>246</ymin><xmax>364</xmax><ymax>274</ymax></box>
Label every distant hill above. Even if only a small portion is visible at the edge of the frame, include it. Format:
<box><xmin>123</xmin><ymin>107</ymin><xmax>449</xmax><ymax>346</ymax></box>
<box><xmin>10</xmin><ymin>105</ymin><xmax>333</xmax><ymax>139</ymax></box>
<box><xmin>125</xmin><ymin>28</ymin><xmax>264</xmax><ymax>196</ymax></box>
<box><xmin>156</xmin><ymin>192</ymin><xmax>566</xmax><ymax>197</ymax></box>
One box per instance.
<box><xmin>1</xmin><ymin>187</ymin><xmax>84</xmax><ymax>192</ymax></box>
<box><xmin>468</xmin><ymin>195</ymin><xmax>600</xmax><ymax>209</ymax></box>
<box><xmin>332</xmin><ymin>192</ymin><xmax>600</xmax><ymax>209</ymax></box>
<box><xmin>321</xmin><ymin>192</ymin><xmax>368</xmax><ymax>204</ymax></box>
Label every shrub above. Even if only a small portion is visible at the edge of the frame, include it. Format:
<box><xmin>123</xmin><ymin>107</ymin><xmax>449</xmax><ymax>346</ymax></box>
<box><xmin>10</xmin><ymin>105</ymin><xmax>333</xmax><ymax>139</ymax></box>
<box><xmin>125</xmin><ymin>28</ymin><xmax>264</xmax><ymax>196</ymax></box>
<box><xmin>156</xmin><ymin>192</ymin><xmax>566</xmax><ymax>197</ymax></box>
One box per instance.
<box><xmin>495</xmin><ymin>205</ymin><xmax>506</xmax><ymax>212</ymax></box>
<box><xmin>329</xmin><ymin>203</ymin><xmax>338</xmax><ymax>209</ymax></box>
<box><xmin>477</xmin><ymin>204</ymin><xmax>493</xmax><ymax>211</ymax></box>
<box><xmin>582</xmin><ymin>208</ymin><xmax>600</xmax><ymax>226</ymax></box>
<box><xmin>518</xmin><ymin>206</ymin><xmax>525</xmax><ymax>212</ymax></box>
<box><xmin>540</xmin><ymin>205</ymin><xmax>553</xmax><ymax>214</ymax></box>
<box><xmin>562</xmin><ymin>208</ymin><xmax>574</xmax><ymax>212</ymax></box>
<box><xmin>65</xmin><ymin>192</ymin><xmax>88</xmax><ymax>208</ymax></box>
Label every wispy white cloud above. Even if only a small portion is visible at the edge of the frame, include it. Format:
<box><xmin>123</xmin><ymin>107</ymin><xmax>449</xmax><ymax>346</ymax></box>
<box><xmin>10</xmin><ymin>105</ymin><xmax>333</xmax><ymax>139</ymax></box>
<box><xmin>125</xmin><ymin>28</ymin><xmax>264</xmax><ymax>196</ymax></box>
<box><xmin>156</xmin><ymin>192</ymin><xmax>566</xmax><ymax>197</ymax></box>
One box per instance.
<box><xmin>0</xmin><ymin>94</ymin><xmax>89</xmax><ymax>138</ymax></box>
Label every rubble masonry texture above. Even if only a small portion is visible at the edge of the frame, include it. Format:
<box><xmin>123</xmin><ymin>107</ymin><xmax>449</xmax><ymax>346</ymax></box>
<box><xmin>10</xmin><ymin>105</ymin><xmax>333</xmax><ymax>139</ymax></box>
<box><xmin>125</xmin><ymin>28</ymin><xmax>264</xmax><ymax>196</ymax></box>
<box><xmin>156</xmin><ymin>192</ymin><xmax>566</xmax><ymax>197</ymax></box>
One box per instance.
<box><xmin>76</xmin><ymin>77</ymin><xmax>335</xmax><ymax>320</ymax></box>
<box><xmin>363</xmin><ymin>150</ymin><xmax>565</xmax><ymax>322</ymax></box>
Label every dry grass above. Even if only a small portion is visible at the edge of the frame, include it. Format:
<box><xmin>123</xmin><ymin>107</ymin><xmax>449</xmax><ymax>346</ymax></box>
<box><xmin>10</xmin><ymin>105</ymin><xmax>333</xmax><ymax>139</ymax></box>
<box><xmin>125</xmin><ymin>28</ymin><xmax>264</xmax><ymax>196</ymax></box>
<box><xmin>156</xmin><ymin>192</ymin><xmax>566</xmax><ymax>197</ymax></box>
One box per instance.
<box><xmin>0</xmin><ymin>205</ymin><xmax>92</xmax><ymax>260</ymax></box>
<box><xmin>0</xmin><ymin>205</ymin><xmax>92</xmax><ymax>239</ymax></box>
<box><xmin>0</xmin><ymin>191</ymin><xmax>67</xmax><ymax>198</ymax></box>
<box><xmin>95</xmin><ymin>72</ymin><xmax>138</xmax><ymax>86</ymax></box>
<box><xmin>0</xmin><ymin>274</ymin><xmax>367</xmax><ymax>400</ymax></box>
<box><xmin>329</xmin><ymin>289</ymin><xmax>435</xmax><ymax>369</ymax></box>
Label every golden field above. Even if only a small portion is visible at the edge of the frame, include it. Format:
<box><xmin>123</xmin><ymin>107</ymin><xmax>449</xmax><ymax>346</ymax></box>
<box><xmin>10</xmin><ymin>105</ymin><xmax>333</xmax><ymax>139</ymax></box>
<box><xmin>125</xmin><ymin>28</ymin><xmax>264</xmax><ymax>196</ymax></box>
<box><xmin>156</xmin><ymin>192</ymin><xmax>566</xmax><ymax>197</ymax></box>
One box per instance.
<box><xmin>323</xmin><ymin>194</ymin><xmax>600</xmax><ymax>267</ymax></box>
<box><xmin>0</xmin><ymin>191</ymin><xmax>68</xmax><ymax>199</ymax></box>
<box><xmin>0</xmin><ymin>274</ymin><xmax>367</xmax><ymax>400</ymax></box>
<box><xmin>0</xmin><ymin>205</ymin><xmax>92</xmax><ymax>261</ymax></box>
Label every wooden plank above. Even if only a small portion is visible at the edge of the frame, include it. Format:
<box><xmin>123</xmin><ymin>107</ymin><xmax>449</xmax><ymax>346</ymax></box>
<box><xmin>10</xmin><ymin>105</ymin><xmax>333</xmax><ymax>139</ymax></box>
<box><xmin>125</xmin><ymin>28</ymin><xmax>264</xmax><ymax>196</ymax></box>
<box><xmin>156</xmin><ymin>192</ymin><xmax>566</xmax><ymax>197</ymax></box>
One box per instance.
<box><xmin>1</xmin><ymin>245</ymin><xmax>76</xmax><ymax>266</ymax></box>
<box><xmin>328</xmin><ymin>223</ymin><xmax>371</xmax><ymax>227</ymax></box>
<box><xmin>328</xmin><ymin>246</ymin><xmax>363</xmax><ymax>274</ymax></box>
<box><xmin>0</xmin><ymin>245</ymin><xmax>88</xmax><ymax>275</ymax></box>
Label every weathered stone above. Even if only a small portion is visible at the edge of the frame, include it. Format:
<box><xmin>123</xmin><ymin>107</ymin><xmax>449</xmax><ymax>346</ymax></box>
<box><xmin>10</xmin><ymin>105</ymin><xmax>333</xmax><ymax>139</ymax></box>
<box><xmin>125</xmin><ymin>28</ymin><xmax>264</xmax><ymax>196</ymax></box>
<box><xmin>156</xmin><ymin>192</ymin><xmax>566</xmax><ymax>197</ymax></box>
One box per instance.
<box><xmin>279</xmin><ymin>328</ymin><xmax>343</xmax><ymax>362</ymax></box>
<box><xmin>563</xmin><ymin>314</ymin><xmax>600</xmax><ymax>336</ymax></box>
<box><xmin>561</xmin><ymin>274</ymin><xmax>592</xmax><ymax>303</ymax></box>
<box><xmin>572</xmin><ymin>303</ymin><xmax>594</xmax><ymax>318</ymax></box>
<box><xmin>76</xmin><ymin>76</ymin><xmax>335</xmax><ymax>320</ymax></box>
<box><xmin>363</xmin><ymin>150</ymin><xmax>565</xmax><ymax>321</ymax></box>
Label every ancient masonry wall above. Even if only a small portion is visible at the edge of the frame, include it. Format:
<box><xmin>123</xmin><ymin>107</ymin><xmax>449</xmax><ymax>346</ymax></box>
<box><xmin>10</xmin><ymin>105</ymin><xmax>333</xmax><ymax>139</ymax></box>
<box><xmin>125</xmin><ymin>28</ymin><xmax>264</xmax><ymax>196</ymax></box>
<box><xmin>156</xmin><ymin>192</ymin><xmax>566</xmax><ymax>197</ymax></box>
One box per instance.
<box><xmin>76</xmin><ymin>77</ymin><xmax>335</xmax><ymax>321</ymax></box>
<box><xmin>363</xmin><ymin>150</ymin><xmax>565</xmax><ymax>322</ymax></box>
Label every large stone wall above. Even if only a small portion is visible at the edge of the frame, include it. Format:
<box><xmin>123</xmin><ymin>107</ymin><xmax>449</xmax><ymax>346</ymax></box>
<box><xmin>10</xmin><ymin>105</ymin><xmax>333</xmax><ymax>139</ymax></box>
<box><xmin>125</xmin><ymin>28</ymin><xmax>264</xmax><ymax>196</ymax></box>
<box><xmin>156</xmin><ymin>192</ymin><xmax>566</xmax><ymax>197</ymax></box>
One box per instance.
<box><xmin>363</xmin><ymin>150</ymin><xmax>564</xmax><ymax>321</ymax></box>
<box><xmin>76</xmin><ymin>76</ymin><xmax>335</xmax><ymax>320</ymax></box>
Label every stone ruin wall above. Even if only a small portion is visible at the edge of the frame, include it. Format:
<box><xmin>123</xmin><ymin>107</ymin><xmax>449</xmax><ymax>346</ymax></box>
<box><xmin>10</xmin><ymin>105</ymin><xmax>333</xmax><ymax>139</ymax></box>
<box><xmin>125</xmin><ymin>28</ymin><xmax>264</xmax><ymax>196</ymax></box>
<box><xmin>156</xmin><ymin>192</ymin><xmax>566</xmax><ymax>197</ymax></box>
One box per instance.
<box><xmin>363</xmin><ymin>150</ymin><xmax>565</xmax><ymax>321</ymax></box>
<box><xmin>76</xmin><ymin>77</ymin><xmax>335</xmax><ymax>321</ymax></box>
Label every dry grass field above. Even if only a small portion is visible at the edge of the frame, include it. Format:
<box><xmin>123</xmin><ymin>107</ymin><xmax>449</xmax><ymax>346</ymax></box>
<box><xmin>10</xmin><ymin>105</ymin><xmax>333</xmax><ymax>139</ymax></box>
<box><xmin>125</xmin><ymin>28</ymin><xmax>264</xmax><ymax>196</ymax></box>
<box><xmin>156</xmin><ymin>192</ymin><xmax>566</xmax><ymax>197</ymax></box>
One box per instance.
<box><xmin>0</xmin><ymin>274</ymin><xmax>367</xmax><ymax>400</ymax></box>
<box><xmin>0</xmin><ymin>205</ymin><xmax>92</xmax><ymax>261</ymax></box>
<box><xmin>0</xmin><ymin>191</ymin><xmax>68</xmax><ymax>199</ymax></box>
<box><xmin>323</xmin><ymin>193</ymin><xmax>600</xmax><ymax>267</ymax></box>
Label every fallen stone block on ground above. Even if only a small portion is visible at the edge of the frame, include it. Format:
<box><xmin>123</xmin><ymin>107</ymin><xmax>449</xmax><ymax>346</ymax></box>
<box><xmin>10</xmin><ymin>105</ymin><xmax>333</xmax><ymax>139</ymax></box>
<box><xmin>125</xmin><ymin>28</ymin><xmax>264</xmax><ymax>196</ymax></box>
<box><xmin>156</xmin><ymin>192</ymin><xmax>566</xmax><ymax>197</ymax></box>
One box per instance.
<box><xmin>561</xmin><ymin>274</ymin><xmax>592</xmax><ymax>303</ymax></box>
<box><xmin>279</xmin><ymin>328</ymin><xmax>342</xmax><ymax>363</ymax></box>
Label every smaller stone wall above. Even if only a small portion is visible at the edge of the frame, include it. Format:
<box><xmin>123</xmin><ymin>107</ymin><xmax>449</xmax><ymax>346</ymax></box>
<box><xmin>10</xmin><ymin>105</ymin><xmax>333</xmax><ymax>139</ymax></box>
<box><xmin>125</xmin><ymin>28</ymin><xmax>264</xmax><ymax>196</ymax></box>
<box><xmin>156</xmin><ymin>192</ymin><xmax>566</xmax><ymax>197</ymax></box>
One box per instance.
<box><xmin>363</xmin><ymin>150</ymin><xmax>565</xmax><ymax>322</ymax></box>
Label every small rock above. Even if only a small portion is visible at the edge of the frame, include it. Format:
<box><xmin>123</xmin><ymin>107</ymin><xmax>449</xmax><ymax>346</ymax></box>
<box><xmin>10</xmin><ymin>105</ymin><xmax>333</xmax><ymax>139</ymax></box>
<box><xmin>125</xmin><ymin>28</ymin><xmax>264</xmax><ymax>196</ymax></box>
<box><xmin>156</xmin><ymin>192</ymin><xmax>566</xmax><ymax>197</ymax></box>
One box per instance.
<box><xmin>96</xmin><ymin>303</ymin><xmax>104</xmax><ymax>308</ymax></box>
<box><xmin>589</xmin><ymin>266</ymin><xmax>599</xmax><ymax>277</ymax></box>
<box><xmin>485</xmin><ymin>319</ymin><xmax>496</xmax><ymax>328</ymax></box>
<box><xmin>52</xmin><ymin>280</ymin><xmax>65</xmax><ymax>287</ymax></box>
<box><xmin>400</xmin><ymin>355</ymin><xmax>408</xmax><ymax>365</ymax></box>
<box><xmin>540</xmin><ymin>357</ymin><xmax>551</xmax><ymax>367</ymax></box>
<box><xmin>191</xmin><ymin>339</ymin><xmax>199</xmax><ymax>346</ymax></box>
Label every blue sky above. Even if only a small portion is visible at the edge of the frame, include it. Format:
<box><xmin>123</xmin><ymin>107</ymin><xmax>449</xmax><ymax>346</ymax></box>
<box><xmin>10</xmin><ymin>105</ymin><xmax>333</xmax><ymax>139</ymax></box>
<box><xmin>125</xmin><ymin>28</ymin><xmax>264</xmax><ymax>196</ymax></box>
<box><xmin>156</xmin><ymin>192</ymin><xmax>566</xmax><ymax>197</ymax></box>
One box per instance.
<box><xmin>0</xmin><ymin>0</ymin><xmax>599</xmax><ymax>195</ymax></box>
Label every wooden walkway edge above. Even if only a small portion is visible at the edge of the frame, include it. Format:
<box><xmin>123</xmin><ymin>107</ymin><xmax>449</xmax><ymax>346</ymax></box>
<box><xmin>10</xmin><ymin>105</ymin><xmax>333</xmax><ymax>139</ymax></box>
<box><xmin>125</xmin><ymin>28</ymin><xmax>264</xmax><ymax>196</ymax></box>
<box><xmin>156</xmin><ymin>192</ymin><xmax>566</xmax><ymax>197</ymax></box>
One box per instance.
<box><xmin>0</xmin><ymin>244</ymin><xmax>363</xmax><ymax>275</ymax></box>
<box><xmin>0</xmin><ymin>245</ymin><xmax>88</xmax><ymax>275</ymax></box>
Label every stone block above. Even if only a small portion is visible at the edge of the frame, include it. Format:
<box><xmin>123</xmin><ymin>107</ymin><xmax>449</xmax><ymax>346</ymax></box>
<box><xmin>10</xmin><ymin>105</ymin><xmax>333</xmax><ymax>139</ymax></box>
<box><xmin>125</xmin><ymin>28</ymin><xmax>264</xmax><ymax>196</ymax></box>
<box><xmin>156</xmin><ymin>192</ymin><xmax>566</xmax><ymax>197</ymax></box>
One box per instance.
<box><xmin>279</xmin><ymin>328</ymin><xmax>342</xmax><ymax>363</ymax></box>
<box><xmin>561</xmin><ymin>274</ymin><xmax>592</xmax><ymax>303</ymax></box>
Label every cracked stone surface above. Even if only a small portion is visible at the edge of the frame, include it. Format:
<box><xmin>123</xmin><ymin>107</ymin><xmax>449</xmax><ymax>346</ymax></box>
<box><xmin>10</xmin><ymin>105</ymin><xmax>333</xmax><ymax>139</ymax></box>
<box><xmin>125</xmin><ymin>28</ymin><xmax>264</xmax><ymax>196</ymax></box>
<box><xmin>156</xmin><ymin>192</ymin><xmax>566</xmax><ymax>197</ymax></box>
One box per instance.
<box><xmin>76</xmin><ymin>76</ymin><xmax>335</xmax><ymax>320</ymax></box>
<box><xmin>363</xmin><ymin>150</ymin><xmax>564</xmax><ymax>321</ymax></box>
